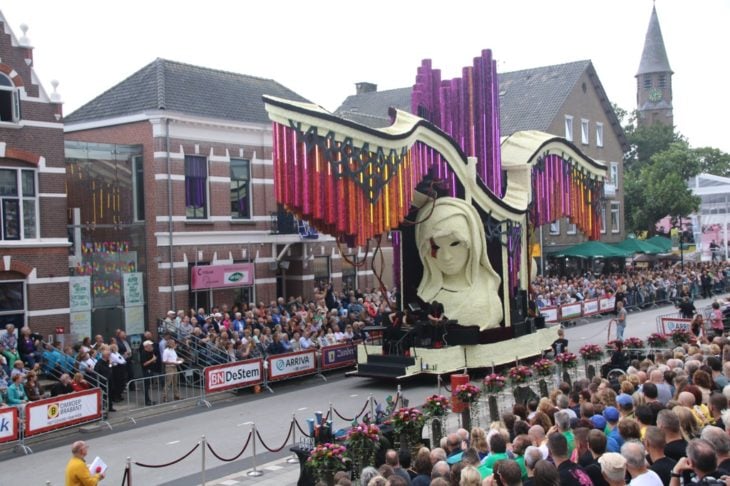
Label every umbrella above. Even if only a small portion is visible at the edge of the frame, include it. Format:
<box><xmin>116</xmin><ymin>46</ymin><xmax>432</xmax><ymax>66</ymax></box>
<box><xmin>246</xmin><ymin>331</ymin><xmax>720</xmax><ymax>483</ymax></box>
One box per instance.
<box><xmin>614</xmin><ymin>238</ymin><xmax>665</xmax><ymax>255</ymax></box>
<box><xmin>646</xmin><ymin>236</ymin><xmax>673</xmax><ymax>252</ymax></box>
<box><xmin>551</xmin><ymin>241</ymin><xmax>632</xmax><ymax>259</ymax></box>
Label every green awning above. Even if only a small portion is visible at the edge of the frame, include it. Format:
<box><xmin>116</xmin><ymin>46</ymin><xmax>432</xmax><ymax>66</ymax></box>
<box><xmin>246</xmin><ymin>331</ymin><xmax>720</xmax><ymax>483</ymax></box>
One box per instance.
<box><xmin>551</xmin><ymin>241</ymin><xmax>632</xmax><ymax>259</ymax></box>
<box><xmin>646</xmin><ymin>236</ymin><xmax>673</xmax><ymax>252</ymax></box>
<box><xmin>614</xmin><ymin>238</ymin><xmax>665</xmax><ymax>255</ymax></box>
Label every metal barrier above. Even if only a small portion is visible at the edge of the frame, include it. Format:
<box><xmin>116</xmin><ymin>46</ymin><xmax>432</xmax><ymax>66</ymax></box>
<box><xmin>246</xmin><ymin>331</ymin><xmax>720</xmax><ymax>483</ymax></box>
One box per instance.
<box><xmin>124</xmin><ymin>368</ymin><xmax>209</xmax><ymax>421</ymax></box>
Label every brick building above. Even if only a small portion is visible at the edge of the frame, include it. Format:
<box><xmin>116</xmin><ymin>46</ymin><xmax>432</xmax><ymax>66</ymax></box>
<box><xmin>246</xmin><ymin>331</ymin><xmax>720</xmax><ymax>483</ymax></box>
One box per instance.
<box><xmin>336</xmin><ymin>60</ymin><xmax>629</xmax><ymax>254</ymax></box>
<box><xmin>64</xmin><ymin>59</ymin><xmax>391</xmax><ymax>338</ymax></box>
<box><xmin>0</xmin><ymin>13</ymin><xmax>69</xmax><ymax>337</ymax></box>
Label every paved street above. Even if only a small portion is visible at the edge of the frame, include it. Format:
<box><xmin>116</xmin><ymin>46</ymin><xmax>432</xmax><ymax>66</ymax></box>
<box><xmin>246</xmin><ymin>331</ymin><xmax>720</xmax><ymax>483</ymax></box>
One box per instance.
<box><xmin>1</xmin><ymin>295</ymin><xmax>721</xmax><ymax>485</ymax></box>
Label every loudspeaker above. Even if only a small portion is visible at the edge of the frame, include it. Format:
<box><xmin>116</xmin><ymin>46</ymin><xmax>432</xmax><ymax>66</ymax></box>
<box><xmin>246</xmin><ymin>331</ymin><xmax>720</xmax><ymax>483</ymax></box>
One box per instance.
<box><xmin>510</xmin><ymin>289</ymin><xmax>528</xmax><ymax>324</ymax></box>
<box><xmin>534</xmin><ymin>316</ymin><xmax>546</xmax><ymax>329</ymax></box>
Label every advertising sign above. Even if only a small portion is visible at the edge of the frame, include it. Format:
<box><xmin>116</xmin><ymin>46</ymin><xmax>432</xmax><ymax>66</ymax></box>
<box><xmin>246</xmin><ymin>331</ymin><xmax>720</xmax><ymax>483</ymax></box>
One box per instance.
<box><xmin>190</xmin><ymin>263</ymin><xmax>254</xmax><ymax>291</ymax></box>
<box><xmin>204</xmin><ymin>358</ymin><xmax>263</xmax><ymax>393</ymax></box>
<box><xmin>124</xmin><ymin>306</ymin><xmax>145</xmax><ymax>335</ymax></box>
<box><xmin>560</xmin><ymin>303</ymin><xmax>582</xmax><ymax>320</ymax></box>
<box><xmin>122</xmin><ymin>272</ymin><xmax>144</xmax><ymax>305</ymax></box>
<box><xmin>320</xmin><ymin>344</ymin><xmax>356</xmax><ymax>370</ymax></box>
<box><xmin>582</xmin><ymin>299</ymin><xmax>599</xmax><ymax>316</ymax></box>
<box><xmin>660</xmin><ymin>317</ymin><xmax>692</xmax><ymax>334</ymax></box>
<box><xmin>25</xmin><ymin>389</ymin><xmax>101</xmax><ymax>437</ymax></box>
<box><xmin>0</xmin><ymin>407</ymin><xmax>18</xmax><ymax>444</ymax></box>
<box><xmin>599</xmin><ymin>296</ymin><xmax>616</xmax><ymax>313</ymax></box>
<box><xmin>541</xmin><ymin>306</ymin><xmax>559</xmax><ymax>323</ymax></box>
<box><xmin>268</xmin><ymin>350</ymin><xmax>317</xmax><ymax>381</ymax></box>
<box><xmin>69</xmin><ymin>311</ymin><xmax>92</xmax><ymax>343</ymax></box>
<box><xmin>69</xmin><ymin>276</ymin><xmax>91</xmax><ymax>311</ymax></box>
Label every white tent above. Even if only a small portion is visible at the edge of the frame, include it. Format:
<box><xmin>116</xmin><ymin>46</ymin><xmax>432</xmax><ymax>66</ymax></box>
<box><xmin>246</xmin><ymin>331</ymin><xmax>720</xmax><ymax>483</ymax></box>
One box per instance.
<box><xmin>690</xmin><ymin>173</ymin><xmax>730</xmax><ymax>260</ymax></box>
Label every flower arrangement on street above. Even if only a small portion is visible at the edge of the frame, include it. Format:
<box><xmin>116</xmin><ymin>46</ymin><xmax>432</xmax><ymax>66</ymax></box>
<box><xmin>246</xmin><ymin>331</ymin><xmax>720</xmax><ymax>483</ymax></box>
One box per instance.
<box><xmin>455</xmin><ymin>383</ymin><xmax>481</xmax><ymax>404</ymax></box>
<box><xmin>671</xmin><ymin>328</ymin><xmax>692</xmax><ymax>346</ymax></box>
<box><xmin>307</xmin><ymin>442</ymin><xmax>349</xmax><ymax>479</ymax></box>
<box><xmin>483</xmin><ymin>373</ymin><xmax>506</xmax><ymax>393</ymax></box>
<box><xmin>345</xmin><ymin>423</ymin><xmax>380</xmax><ymax>473</ymax></box>
<box><xmin>555</xmin><ymin>352</ymin><xmax>578</xmax><ymax>368</ymax></box>
<box><xmin>390</xmin><ymin>407</ymin><xmax>426</xmax><ymax>436</ymax></box>
<box><xmin>422</xmin><ymin>394</ymin><xmax>450</xmax><ymax>417</ymax></box>
<box><xmin>579</xmin><ymin>344</ymin><xmax>603</xmax><ymax>361</ymax></box>
<box><xmin>647</xmin><ymin>333</ymin><xmax>669</xmax><ymax>348</ymax></box>
<box><xmin>532</xmin><ymin>358</ymin><xmax>555</xmax><ymax>376</ymax></box>
<box><xmin>623</xmin><ymin>337</ymin><xmax>644</xmax><ymax>349</ymax></box>
<box><xmin>508</xmin><ymin>365</ymin><xmax>533</xmax><ymax>384</ymax></box>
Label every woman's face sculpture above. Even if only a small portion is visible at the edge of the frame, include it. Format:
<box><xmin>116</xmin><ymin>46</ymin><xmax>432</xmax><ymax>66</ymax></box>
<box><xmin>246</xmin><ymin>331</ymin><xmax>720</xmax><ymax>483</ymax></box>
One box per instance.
<box><xmin>429</xmin><ymin>232</ymin><xmax>469</xmax><ymax>277</ymax></box>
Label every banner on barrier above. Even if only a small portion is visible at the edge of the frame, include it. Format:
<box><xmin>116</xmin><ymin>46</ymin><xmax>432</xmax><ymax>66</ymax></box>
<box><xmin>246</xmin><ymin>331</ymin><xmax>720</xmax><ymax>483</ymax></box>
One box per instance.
<box><xmin>25</xmin><ymin>389</ymin><xmax>101</xmax><ymax>437</ymax></box>
<box><xmin>582</xmin><ymin>299</ymin><xmax>599</xmax><ymax>316</ymax></box>
<box><xmin>660</xmin><ymin>317</ymin><xmax>692</xmax><ymax>334</ymax></box>
<box><xmin>205</xmin><ymin>358</ymin><xmax>263</xmax><ymax>393</ymax></box>
<box><xmin>268</xmin><ymin>350</ymin><xmax>317</xmax><ymax>380</ymax></box>
<box><xmin>560</xmin><ymin>303</ymin><xmax>582</xmax><ymax>320</ymax></box>
<box><xmin>599</xmin><ymin>297</ymin><xmax>616</xmax><ymax>312</ymax></box>
<box><xmin>0</xmin><ymin>407</ymin><xmax>18</xmax><ymax>444</ymax></box>
<box><xmin>321</xmin><ymin>343</ymin><xmax>356</xmax><ymax>370</ymax></box>
<box><xmin>541</xmin><ymin>306</ymin><xmax>559</xmax><ymax>323</ymax></box>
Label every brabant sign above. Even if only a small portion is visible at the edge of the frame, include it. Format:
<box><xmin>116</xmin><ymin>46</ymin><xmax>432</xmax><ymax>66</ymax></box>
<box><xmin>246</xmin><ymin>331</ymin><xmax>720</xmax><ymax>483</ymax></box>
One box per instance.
<box><xmin>268</xmin><ymin>350</ymin><xmax>317</xmax><ymax>381</ymax></box>
<box><xmin>204</xmin><ymin>359</ymin><xmax>263</xmax><ymax>393</ymax></box>
<box><xmin>25</xmin><ymin>389</ymin><xmax>101</xmax><ymax>437</ymax></box>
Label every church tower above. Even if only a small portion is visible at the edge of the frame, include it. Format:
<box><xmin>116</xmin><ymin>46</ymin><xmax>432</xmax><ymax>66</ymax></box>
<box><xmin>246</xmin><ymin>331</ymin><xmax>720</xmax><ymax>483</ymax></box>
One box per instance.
<box><xmin>636</xmin><ymin>5</ymin><xmax>673</xmax><ymax>127</ymax></box>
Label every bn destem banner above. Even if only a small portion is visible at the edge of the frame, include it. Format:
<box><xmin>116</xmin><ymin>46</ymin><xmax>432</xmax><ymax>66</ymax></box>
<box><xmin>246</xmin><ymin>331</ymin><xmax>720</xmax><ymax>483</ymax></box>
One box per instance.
<box><xmin>268</xmin><ymin>350</ymin><xmax>317</xmax><ymax>381</ymax></box>
<box><xmin>320</xmin><ymin>343</ymin><xmax>356</xmax><ymax>370</ymax></box>
<box><xmin>205</xmin><ymin>358</ymin><xmax>263</xmax><ymax>393</ymax></box>
<box><xmin>25</xmin><ymin>389</ymin><xmax>101</xmax><ymax>437</ymax></box>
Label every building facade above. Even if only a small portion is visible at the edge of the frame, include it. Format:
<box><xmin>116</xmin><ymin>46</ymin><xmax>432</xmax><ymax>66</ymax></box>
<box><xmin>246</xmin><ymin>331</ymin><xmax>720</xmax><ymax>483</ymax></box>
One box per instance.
<box><xmin>0</xmin><ymin>13</ymin><xmax>69</xmax><ymax>338</ymax></box>
<box><xmin>636</xmin><ymin>6</ymin><xmax>674</xmax><ymax>128</ymax></box>
<box><xmin>64</xmin><ymin>59</ymin><xmax>390</xmax><ymax>338</ymax></box>
<box><xmin>335</xmin><ymin>60</ymin><xmax>628</xmax><ymax>253</ymax></box>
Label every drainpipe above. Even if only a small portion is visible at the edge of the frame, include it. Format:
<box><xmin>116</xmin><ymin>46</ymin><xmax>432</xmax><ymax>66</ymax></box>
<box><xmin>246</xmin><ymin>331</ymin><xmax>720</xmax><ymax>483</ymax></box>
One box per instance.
<box><xmin>166</xmin><ymin>118</ymin><xmax>175</xmax><ymax>310</ymax></box>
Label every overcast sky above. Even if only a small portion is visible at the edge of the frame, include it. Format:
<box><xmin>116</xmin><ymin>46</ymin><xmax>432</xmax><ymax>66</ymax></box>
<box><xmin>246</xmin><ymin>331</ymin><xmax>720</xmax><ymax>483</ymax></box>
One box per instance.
<box><xmin>4</xmin><ymin>1</ymin><xmax>729</xmax><ymax>152</ymax></box>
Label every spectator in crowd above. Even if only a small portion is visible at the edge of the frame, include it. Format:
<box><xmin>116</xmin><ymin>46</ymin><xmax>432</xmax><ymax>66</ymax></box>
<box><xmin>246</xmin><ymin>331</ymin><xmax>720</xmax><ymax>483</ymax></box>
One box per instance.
<box><xmin>657</xmin><ymin>409</ymin><xmax>687</xmax><ymax>462</ymax></box>
<box><xmin>162</xmin><ymin>339</ymin><xmax>181</xmax><ymax>402</ymax></box>
<box><xmin>71</xmin><ymin>373</ymin><xmax>90</xmax><ymax>392</ymax></box>
<box><xmin>7</xmin><ymin>373</ymin><xmax>27</xmax><ymax>406</ymax></box>
<box><xmin>51</xmin><ymin>373</ymin><xmax>74</xmax><ymax>396</ymax></box>
<box><xmin>139</xmin><ymin>340</ymin><xmax>158</xmax><ymax>406</ymax></box>
<box><xmin>644</xmin><ymin>425</ymin><xmax>676</xmax><ymax>485</ymax></box>
<box><xmin>670</xmin><ymin>438</ymin><xmax>722</xmax><ymax>485</ymax></box>
<box><xmin>700</xmin><ymin>426</ymin><xmax>730</xmax><ymax>475</ymax></box>
<box><xmin>598</xmin><ymin>452</ymin><xmax>627</xmax><ymax>486</ymax></box>
<box><xmin>65</xmin><ymin>440</ymin><xmax>104</xmax><ymax>485</ymax></box>
<box><xmin>622</xmin><ymin>441</ymin><xmax>662</xmax><ymax>485</ymax></box>
<box><xmin>547</xmin><ymin>432</ymin><xmax>592</xmax><ymax>486</ymax></box>
<box><xmin>93</xmin><ymin>348</ymin><xmax>116</xmax><ymax>412</ymax></box>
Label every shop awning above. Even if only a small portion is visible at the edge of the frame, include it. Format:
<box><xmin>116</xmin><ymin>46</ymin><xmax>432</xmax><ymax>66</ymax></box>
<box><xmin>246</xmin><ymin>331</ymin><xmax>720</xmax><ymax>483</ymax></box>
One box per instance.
<box><xmin>646</xmin><ymin>236</ymin><xmax>673</xmax><ymax>252</ymax></box>
<box><xmin>614</xmin><ymin>237</ymin><xmax>665</xmax><ymax>255</ymax></box>
<box><xmin>550</xmin><ymin>241</ymin><xmax>632</xmax><ymax>259</ymax></box>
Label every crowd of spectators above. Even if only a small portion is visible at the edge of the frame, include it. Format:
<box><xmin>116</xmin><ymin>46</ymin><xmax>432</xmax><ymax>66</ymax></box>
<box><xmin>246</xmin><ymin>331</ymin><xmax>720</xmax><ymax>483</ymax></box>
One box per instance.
<box><xmin>347</xmin><ymin>334</ymin><xmax>730</xmax><ymax>486</ymax></box>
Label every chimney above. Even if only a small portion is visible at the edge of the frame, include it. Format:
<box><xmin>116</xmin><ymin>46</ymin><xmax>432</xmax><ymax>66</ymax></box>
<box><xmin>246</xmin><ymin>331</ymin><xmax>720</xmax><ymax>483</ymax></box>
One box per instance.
<box><xmin>355</xmin><ymin>82</ymin><xmax>377</xmax><ymax>95</ymax></box>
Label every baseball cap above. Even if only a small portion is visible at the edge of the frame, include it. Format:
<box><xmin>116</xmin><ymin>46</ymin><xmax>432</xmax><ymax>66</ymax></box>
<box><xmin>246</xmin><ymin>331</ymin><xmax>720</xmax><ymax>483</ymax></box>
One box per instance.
<box><xmin>603</xmin><ymin>406</ymin><xmax>620</xmax><ymax>422</ymax></box>
<box><xmin>214</xmin><ymin>312</ymin><xmax>222</xmax><ymax>318</ymax></box>
<box><xmin>143</xmin><ymin>340</ymin><xmax>153</xmax><ymax>346</ymax></box>
<box><xmin>590</xmin><ymin>414</ymin><xmax>607</xmax><ymax>430</ymax></box>
<box><xmin>598</xmin><ymin>452</ymin><xmax>626</xmax><ymax>476</ymax></box>
<box><xmin>616</xmin><ymin>394</ymin><xmax>634</xmax><ymax>408</ymax></box>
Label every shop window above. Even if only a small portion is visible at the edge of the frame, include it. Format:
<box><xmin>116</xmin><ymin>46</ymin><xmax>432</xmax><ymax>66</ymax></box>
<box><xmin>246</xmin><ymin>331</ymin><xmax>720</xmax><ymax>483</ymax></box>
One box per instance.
<box><xmin>230</xmin><ymin>158</ymin><xmax>251</xmax><ymax>219</ymax></box>
<box><xmin>0</xmin><ymin>168</ymin><xmax>37</xmax><ymax>240</ymax></box>
<box><xmin>133</xmin><ymin>155</ymin><xmax>145</xmax><ymax>221</ymax></box>
<box><xmin>185</xmin><ymin>155</ymin><xmax>208</xmax><ymax>219</ymax></box>
<box><xmin>0</xmin><ymin>74</ymin><xmax>20</xmax><ymax>123</ymax></box>
<box><xmin>0</xmin><ymin>281</ymin><xmax>25</xmax><ymax>328</ymax></box>
<box><xmin>342</xmin><ymin>264</ymin><xmax>357</xmax><ymax>291</ymax></box>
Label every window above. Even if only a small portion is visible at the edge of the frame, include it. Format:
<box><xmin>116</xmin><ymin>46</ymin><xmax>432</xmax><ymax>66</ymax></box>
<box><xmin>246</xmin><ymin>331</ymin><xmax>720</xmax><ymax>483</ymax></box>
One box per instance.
<box><xmin>312</xmin><ymin>256</ymin><xmax>330</xmax><ymax>283</ymax></box>
<box><xmin>230</xmin><ymin>158</ymin><xmax>251</xmax><ymax>219</ymax></box>
<box><xmin>643</xmin><ymin>75</ymin><xmax>652</xmax><ymax>89</ymax></box>
<box><xmin>0</xmin><ymin>281</ymin><xmax>25</xmax><ymax>328</ymax></box>
<box><xmin>600</xmin><ymin>205</ymin><xmax>607</xmax><ymax>234</ymax></box>
<box><xmin>596</xmin><ymin>123</ymin><xmax>604</xmax><ymax>147</ymax></box>
<box><xmin>658</xmin><ymin>74</ymin><xmax>667</xmax><ymax>89</ymax></box>
<box><xmin>0</xmin><ymin>168</ymin><xmax>37</xmax><ymax>240</ymax></box>
<box><xmin>0</xmin><ymin>74</ymin><xmax>20</xmax><ymax>123</ymax></box>
<box><xmin>132</xmin><ymin>155</ymin><xmax>145</xmax><ymax>221</ymax></box>
<box><xmin>580</xmin><ymin>119</ymin><xmax>589</xmax><ymax>145</ymax></box>
<box><xmin>184</xmin><ymin>155</ymin><xmax>208</xmax><ymax>219</ymax></box>
<box><xmin>567</xmin><ymin>222</ymin><xmax>577</xmax><ymax>235</ymax></box>
<box><xmin>342</xmin><ymin>264</ymin><xmax>357</xmax><ymax>291</ymax></box>
<box><xmin>610</xmin><ymin>202</ymin><xmax>620</xmax><ymax>233</ymax></box>
<box><xmin>549</xmin><ymin>220</ymin><xmax>560</xmax><ymax>235</ymax></box>
<box><xmin>564</xmin><ymin>115</ymin><xmax>573</xmax><ymax>141</ymax></box>
<box><xmin>609</xmin><ymin>162</ymin><xmax>619</xmax><ymax>188</ymax></box>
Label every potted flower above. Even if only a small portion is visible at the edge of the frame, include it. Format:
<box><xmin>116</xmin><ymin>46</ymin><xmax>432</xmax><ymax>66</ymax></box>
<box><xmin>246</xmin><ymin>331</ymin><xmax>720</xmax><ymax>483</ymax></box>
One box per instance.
<box><xmin>508</xmin><ymin>365</ymin><xmax>533</xmax><ymax>385</ymax></box>
<box><xmin>422</xmin><ymin>394</ymin><xmax>450</xmax><ymax>417</ymax></box>
<box><xmin>345</xmin><ymin>423</ymin><xmax>380</xmax><ymax>480</ymax></box>
<box><xmin>390</xmin><ymin>407</ymin><xmax>425</xmax><ymax>453</ymax></box>
<box><xmin>532</xmin><ymin>358</ymin><xmax>555</xmax><ymax>377</ymax></box>
<box><xmin>647</xmin><ymin>333</ymin><xmax>669</xmax><ymax>348</ymax></box>
<box><xmin>623</xmin><ymin>337</ymin><xmax>644</xmax><ymax>349</ymax></box>
<box><xmin>555</xmin><ymin>352</ymin><xmax>578</xmax><ymax>368</ymax></box>
<box><xmin>455</xmin><ymin>383</ymin><xmax>481</xmax><ymax>430</ymax></box>
<box><xmin>483</xmin><ymin>373</ymin><xmax>506</xmax><ymax>394</ymax></box>
<box><xmin>671</xmin><ymin>328</ymin><xmax>692</xmax><ymax>346</ymax></box>
<box><xmin>579</xmin><ymin>344</ymin><xmax>603</xmax><ymax>361</ymax></box>
<box><xmin>307</xmin><ymin>442</ymin><xmax>349</xmax><ymax>486</ymax></box>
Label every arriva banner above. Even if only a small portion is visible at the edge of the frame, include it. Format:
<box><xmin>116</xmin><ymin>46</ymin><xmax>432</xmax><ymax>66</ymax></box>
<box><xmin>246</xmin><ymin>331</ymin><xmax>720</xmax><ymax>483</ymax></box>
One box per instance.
<box><xmin>25</xmin><ymin>389</ymin><xmax>101</xmax><ymax>437</ymax></box>
<box><xmin>660</xmin><ymin>317</ymin><xmax>692</xmax><ymax>334</ymax></box>
<box><xmin>268</xmin><ymin>350</ymin><xmax>317</xmax><ymax>381</ymax></box>
<box><xmin>320</xmin><ymin>343</ymin><xmax>356</xmax><ymax>370</ymax></box>
<box><xmin>204</xmin><ymin>359</ymin><xmax>263</xmax><ymax>393</ymax></box>
<box><xmin>0</xmin><ymin>407</ymin><xmax>18</xmax><ymax>444</ymax></box>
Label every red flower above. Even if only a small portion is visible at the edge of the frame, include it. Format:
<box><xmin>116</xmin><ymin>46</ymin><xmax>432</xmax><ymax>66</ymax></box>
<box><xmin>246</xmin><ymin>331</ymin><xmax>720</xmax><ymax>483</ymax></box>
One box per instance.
<box><xmin>95</xmin><ymin>466</ymin><xmax>102</xmax><ymax>474</ymax></box>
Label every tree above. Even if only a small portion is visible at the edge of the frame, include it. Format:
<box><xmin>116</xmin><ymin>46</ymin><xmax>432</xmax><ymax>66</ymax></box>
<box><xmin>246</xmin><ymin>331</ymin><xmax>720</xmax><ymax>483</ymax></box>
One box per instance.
<box><xmin>694</xmin><ymin>146</ymin><xmax>730</xmax><ymax>177</ymax></box>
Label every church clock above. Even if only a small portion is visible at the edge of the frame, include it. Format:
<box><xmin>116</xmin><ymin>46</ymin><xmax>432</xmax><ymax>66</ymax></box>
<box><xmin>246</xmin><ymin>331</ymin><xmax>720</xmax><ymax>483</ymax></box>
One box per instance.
<box><xmin>648</xmin><ymin>88</ymin><xmax>663</xmax><ymax>102</ymax></box>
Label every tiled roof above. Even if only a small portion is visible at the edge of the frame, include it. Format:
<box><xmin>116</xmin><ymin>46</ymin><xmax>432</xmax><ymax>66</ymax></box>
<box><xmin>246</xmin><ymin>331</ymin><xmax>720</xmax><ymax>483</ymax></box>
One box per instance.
<box><xmin>636</xmin><ymin>6</ymin><xmax>672</xmax><ymax>75</ymax></box>
<box><xmin>65</xmin><ymin>58</ymin><xmax>308</xmax><ymax>124</ymax></box>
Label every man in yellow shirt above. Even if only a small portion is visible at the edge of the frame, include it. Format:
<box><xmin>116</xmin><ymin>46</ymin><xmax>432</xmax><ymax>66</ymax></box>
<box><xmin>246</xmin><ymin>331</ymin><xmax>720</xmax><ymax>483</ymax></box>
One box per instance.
<box><xmin>65</xmin><ymin>440</ymin><xmax>104</xmax><ymax>486</ymax></box>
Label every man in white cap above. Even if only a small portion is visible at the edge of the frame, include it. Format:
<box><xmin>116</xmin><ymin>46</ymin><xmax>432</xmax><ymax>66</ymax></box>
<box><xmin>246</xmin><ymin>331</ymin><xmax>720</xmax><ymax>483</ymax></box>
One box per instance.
<box><xmin>139</xmin><ymin>340</ymin><xmax>157</xmax><ymax>406</ymax></box>
<box><xmin>598</xmin><ymin>452</ymin><xmax>627</xmax><ymax>486</ymax></box>
<box><xmin>163</xmin><ymin>310</ymin><xmax>175</xmax><ymax>328</ymax></box>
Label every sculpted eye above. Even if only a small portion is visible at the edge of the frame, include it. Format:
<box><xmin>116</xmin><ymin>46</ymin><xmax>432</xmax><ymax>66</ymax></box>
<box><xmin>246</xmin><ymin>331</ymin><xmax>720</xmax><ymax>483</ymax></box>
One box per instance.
<box><xmin>450</xmin><ymin>241</ymin><xmax>460</xmax><ymax>247</ymax></box>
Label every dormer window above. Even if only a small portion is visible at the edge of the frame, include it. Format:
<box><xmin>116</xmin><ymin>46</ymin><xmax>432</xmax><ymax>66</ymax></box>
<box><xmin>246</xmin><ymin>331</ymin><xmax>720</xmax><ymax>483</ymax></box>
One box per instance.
<box><xmin>0</xmin><ymin>74</ymin><xmax>20</xmax><ymax>123</ymax></box>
